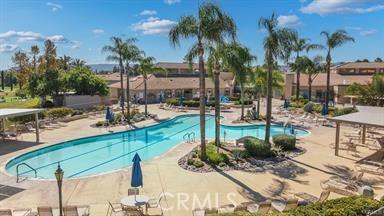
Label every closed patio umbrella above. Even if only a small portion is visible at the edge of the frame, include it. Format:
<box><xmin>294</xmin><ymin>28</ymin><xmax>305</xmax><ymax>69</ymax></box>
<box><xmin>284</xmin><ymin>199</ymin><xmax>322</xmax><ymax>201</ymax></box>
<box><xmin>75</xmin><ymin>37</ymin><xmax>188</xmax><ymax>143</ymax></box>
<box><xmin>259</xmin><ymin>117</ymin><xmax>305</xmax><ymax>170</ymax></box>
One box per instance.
<box><xmin>179</xmin><ymin>95</ymin><xmax>184</xmax><ymax>106</ymax></box>
<box><xmin>106</xmin><ymin>107</ymin><xmax>113</xmax><ymax>124</ymax></box>
<box><xmin>321</xmin><ymin>103</ymin><xmax>328</xmax><ymax>115</ymax></box>
<box><xmin>283</xmin><ymin>99</ymin><xmax>289</xmax><ymax>109</ymax></box>
<box><xmin>131</xmin><ymin>153</ymin><xmax>143</xmax><ymax>188</ymax></box>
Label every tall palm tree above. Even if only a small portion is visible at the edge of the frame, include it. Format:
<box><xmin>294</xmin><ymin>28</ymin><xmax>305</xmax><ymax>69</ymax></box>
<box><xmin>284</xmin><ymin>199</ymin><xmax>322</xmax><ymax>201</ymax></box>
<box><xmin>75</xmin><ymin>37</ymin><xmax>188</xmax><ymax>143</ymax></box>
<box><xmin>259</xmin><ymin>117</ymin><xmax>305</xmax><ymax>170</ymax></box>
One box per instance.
<box><xmin>31</xmin><ymin>45</ymin><xmax>40</xmax><ymax>72</ymax></box>
<box><xmin>58</xmin><ymin>55</ymin><xmax>72</xmax><ymax>70</ymax></box>
<box><xmin>43</xmin><ymin>39</ymin><xmax>57</xmax><ymax>71</ymax></box>
<box><xmin>321</xmin><ymin>30</ymin><xmax>354</xmax><ymax>112</ymax></box>
<box><xmin>71</xmin><ymin>58</ymin><xmax>86</xmax><ymax>68</ymax></box>
<box><xmin>289</xmin><ymin>33</ymin><xmax>324</xmax><ymax>101</ymax></box>
<box><xmin>258</xmin><ymin>13</ymin><xmax>291</xmax><ymax>143</ymax></box>
<box><xmin>137</xmin><ymin>55</ymin><xmax>167</xmax><ymax>116</ymax></box>
<box><xmin>102</xmin><ymin>36</ymin><xmax>126</xmax><ymax>115</ymax></box>
<box><xmin>169</xmin><ymin>2</ymin><xmax>236</xmax><ymax>161</ymax></box>
<box><xmin>121</xmin><ymin>38</ymin><xmax>141</xmax><ymax>122</ymax></box>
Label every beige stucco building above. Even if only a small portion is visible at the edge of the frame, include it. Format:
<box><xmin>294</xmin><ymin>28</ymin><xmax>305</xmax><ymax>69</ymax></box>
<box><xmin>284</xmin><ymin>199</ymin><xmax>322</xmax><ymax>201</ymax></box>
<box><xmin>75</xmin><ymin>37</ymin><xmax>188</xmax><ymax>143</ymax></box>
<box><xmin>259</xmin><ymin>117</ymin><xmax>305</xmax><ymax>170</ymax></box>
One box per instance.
<box><xmin>284</xmin><ymin>62</ymin><xmax>384</xmax><ymax>104</ymax></box>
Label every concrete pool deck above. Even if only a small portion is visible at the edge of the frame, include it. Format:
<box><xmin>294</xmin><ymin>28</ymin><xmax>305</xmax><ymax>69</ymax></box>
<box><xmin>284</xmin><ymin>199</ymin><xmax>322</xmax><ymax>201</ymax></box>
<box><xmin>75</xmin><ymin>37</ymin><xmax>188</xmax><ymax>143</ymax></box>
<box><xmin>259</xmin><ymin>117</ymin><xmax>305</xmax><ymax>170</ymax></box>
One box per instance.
<box><xmin>0</xmin><ymin>101</ymin><xmax>383</xmax><ymax>215</ymax></box>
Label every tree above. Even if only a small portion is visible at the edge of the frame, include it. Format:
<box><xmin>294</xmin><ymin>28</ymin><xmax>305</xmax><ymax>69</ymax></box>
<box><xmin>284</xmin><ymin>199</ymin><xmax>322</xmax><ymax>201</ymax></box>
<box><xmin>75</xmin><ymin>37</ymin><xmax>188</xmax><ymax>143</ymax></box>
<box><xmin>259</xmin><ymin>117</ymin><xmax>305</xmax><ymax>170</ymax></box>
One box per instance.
<box><xmin>137</xmin><ymin>55</ymin><xmax>167</xmax><ymax>116</ymax></box>
<box><xmin>258</xmin><ymin>13</ymin><xmax>292</xmax><ymax>143</ymax></box>
<box><xmin>71</xmin><ymin>58</ymin><xmax>86</xmax><ymax>68</ymax></box>
<box><xmin>121</xmin><ymin>38</ymin><xmax>141</xmax><ymax>122</ymax></box>
<box><xmin>288</xmin><ymin>32</ymin><xmax>323</xmax><ymax>101</ymax></box>
<box><xmin>321</xmin><ymin>30</ymin><xmax>354</xmax><ymax>112</ymax></box>
<box><xmin>290</xmin><ymin>56</ymin><xmax>325</xmax><ymax>101</ymax></box>
<box><xmin>12</xmin><ymin>51</ymin><xmax>31</xmax><ymax>88</ymax></box>
<box><xmin>65</xmin><ymin>67</ymin><xmax>109</xmax><ymax>96</ymax></box>
<box><xmin>374</xmin><ymin>57</ymin><xmax>383</xmax><ymax>63</ymax></box>
<box><xmin>169</xmin><ymin>2</ymin><xmax>237</xmax><ymax>160</ymax></box>
<box><xmin>58</xmin><ymin>55</ymin><xmax>72</xmax><ymax>70</ymax></box>
<box><xmin>31</xmin><ymin>45</ymin><xmax>40</xmax><ymax>72</ymax></box>
<box><xmin>42</xmin><ymin>40</ymin><xmax>57</xmax><ymax>71</ymax></box>
<box><xmin>103</xmin><ymin>37</ymin><xmax>126</xmax><ymax>115</ymax></box>
<box><xmin>346</xmin><ymin>74</ymin><xmax>384</xmax><ymax>106</ymax></box>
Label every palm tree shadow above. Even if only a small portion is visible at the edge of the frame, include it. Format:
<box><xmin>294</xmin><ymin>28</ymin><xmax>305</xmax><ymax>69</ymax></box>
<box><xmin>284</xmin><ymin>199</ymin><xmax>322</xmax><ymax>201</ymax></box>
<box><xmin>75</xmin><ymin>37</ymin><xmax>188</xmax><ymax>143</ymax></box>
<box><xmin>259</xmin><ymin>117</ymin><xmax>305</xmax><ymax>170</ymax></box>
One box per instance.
<box><xmin>265</xmin><ymin>160</ymin><xmax>309</xmax><ymax>184</ymax></box>
<box><xmin>213</xmin><ymin>167</ymin><xmax>266</xmax><ymax>202</ymax></box>
<box><xmin>264</xmin><ymin>178</ymin><xmax>291</xmax><ymax>198</ymax></box>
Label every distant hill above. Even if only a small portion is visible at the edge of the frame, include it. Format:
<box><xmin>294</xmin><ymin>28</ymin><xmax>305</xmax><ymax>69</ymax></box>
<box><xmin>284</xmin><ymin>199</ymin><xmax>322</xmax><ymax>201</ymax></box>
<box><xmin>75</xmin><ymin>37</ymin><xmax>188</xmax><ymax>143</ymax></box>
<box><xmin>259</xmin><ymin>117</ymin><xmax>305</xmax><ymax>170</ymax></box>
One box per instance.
<box><xmin>88</xmin><ymin>64</ymin><xmax>118</xmax><ymax>73</ymax></box>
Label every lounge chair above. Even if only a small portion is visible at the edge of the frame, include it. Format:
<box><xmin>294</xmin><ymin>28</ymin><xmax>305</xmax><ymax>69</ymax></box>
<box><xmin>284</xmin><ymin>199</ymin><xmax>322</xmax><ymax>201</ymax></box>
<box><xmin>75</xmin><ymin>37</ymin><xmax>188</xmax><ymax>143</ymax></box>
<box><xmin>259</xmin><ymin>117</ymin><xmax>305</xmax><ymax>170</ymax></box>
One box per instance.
<box><xmin>217</xmin><ymin>204</ymin><xmax>235</xmax><ymax>214</ymax></box>
<box><xmin>128</xmin><ymin>188</ymin><xmax>139</xmax><ymax>196</ymax></box>
<box><xmin>107</xmin><ymin>201</ymin><xmax>123</xmax><ymax>216</ymax></box>
<box><xmin>203</xmin><ymin>207</ymin><xmax>217</xmax><ymax>216</ymax></box>
<box><xmin>0</xmin><ymin>209</ymin><xmax>12</xmax><ymax>216</ymax></box>
<box><xmin>37</xmin><ymin>207</ymin><xmax>53</xmax><ymax>216</ymax></box>
<box><xmin>356</xmin><ymin>162</ymin><xmax>384</xmax><ymax>176</ymax></box>
<box><xmin>271</xmin><ymin>198</ymin><xmax>298</xmax><ymax>213</ymax></box>
<box><xmin>63</xmin><ymin>205</ymin><xmax>90</xmax><ymax>216</ymax></box>
<box><xmin>294</xmin><ymin>190</ymin><xmax>330</xmax><ymax>204</ymax></box>
<box><xmin>320</xmin><ymin>178</ymin><xmax>359</xmax><ymax>196</ymax></box>
<box><xmin>246</xmin><ymin>200</ymin><xmax>271</xmax><ymax>214</ymax></box>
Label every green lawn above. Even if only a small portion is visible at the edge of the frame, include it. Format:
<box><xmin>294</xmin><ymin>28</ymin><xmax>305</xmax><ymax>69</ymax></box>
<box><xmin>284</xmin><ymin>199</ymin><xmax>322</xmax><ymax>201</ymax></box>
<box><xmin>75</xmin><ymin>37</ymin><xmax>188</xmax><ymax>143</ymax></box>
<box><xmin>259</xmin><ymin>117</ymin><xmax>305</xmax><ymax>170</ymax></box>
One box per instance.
<box><xmin>0</xmin><ymin>98</ymin><xmax>40</xmax><ymax>109</ymax></box>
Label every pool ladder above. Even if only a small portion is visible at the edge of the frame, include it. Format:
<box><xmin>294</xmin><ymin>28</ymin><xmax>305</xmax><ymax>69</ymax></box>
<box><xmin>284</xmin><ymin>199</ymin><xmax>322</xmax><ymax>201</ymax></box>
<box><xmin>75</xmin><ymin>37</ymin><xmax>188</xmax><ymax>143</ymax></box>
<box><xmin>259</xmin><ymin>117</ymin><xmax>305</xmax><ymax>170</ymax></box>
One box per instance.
<box><xmin>183</xmin><ymin>132</ymin><xmax>196</xmax><ymax>143</ymax></box>
<box><xmin>16</xmin><ymin>163</ymin><xmax>37</xmax><ymax>183</ymax></box>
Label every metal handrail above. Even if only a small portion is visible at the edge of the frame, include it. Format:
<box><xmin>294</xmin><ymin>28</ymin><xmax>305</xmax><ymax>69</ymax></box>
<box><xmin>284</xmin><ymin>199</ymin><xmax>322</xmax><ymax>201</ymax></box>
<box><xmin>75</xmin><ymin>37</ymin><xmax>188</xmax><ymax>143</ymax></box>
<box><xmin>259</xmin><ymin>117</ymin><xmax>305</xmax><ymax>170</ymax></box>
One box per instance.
<box><xmin>16</xmin><ymin>163</ymin><xmax>37</xmax><ymax>183</ymax></box>
<box><xmin>189</xmin><ymin>132</ymin><xmax>195</xmax><ymax>142</ymax></box>
<box><xmin>183</xmin><ymin>132</ymin><xmax>196</xmax><ymax>143</ymax></box>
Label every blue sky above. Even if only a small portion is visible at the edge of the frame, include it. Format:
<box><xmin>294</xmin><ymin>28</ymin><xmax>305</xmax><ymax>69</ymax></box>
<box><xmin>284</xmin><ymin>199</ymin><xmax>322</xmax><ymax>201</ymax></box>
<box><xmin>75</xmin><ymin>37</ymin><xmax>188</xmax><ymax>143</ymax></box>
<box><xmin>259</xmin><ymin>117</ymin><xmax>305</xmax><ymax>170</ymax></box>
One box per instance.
<box><xmin>1</xmin><ymin>0</ymin><xmax>384</xmax><ymax>69</ymax></box>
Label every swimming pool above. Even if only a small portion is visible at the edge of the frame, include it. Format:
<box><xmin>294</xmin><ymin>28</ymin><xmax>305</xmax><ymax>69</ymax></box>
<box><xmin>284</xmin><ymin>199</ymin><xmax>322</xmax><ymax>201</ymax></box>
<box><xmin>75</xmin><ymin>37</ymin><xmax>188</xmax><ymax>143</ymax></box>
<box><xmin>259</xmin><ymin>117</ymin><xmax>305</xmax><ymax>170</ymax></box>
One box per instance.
<box><xmin>5</xmin><ymin>114</ymin><xmax>309</xmax><ymax>179</ymax></box>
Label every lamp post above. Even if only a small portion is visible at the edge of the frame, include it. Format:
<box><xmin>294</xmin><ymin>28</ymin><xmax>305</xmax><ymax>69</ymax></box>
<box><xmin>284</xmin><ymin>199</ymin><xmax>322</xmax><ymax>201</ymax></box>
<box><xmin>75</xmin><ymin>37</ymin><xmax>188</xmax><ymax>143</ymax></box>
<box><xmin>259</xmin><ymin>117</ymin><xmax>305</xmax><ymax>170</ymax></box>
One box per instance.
<box><xmin>55</xmin><ymin>163</ymin><xmax>64</xmax><ymax>216</ymax></box>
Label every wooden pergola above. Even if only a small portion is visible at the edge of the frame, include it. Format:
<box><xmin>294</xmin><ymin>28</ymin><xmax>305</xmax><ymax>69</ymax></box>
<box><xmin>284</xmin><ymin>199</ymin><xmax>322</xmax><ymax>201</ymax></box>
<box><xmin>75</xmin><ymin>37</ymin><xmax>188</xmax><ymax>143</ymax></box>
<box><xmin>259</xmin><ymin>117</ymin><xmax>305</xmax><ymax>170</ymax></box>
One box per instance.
<box><xmin>328</xmin><ymin>106</ymin><xmax>384</xmax><ymax>156</ymax></box>
<box><xmin>0</xmin><ymin>108</ymin><xmax>44</xmax><ymax>143</ymax></box>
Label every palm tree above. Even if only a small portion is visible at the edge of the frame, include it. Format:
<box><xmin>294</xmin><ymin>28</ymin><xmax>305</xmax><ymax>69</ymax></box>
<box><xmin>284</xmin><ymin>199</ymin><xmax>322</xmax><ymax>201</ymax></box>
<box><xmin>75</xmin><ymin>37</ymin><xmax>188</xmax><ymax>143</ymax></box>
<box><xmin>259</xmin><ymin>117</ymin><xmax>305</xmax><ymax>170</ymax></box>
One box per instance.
<box><xmin>258</xmin><ymin>13</ymin><xmax>291</xmax><ymax>143</ymax></box>
<box><xmin>321</xmin><ymin>30</ymin><xmax>354</xmax><ymax>112</ymax></box>
<box><xmin>31</xmin><ymin>45</ymin><xmax>40</xmax><ymax>72</ymax></box>
<box><xmin>220</xmin><ymin>43</ymin><xmax>255</xmax><ymax>120</ymax></box>
<box><xmin>169</xmin><ymin>2</ymin><xmax>236</xmax><ymax>161</ymax></box>
<box><xmin>102</xmin><ymin>37</ymin><xmax>126</xmax><ymax>115</ymax></box>
<box><xmin>289</xmin><ymin>32</ymin><xmax>323</xmax><ymax>101</ymax></box>
<box><xmin>71</xmin><ymin>58</ymin><xmax>86</xmax><ymax>68</ymax></box>
<box><xmin>59</xmin><ymin>55</ymin><xmax>72</xmax><ymax>70</ymax></box>
<box><xmin>43</xmin><ymin>39</ymin><xmax>57</xmax><ymax>71</ymax></box>
<box><xmin>121</xmin><ymin>38</ymin><xmax>141</xmax><ymax>122</ymax></box>
<box><xmin>137</xmin><ymin>55</ymin><xmax>167</xmax><ymax>116</ymax></box>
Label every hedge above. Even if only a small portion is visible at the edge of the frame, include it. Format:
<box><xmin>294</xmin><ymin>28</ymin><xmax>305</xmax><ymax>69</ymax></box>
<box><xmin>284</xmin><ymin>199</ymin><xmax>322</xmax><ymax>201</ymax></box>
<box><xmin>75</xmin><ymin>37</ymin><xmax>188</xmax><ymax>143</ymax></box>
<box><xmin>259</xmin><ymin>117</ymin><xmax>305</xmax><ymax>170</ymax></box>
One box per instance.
<box><xmin>332</xmin><ymin>107</ymin><xmax>358</xmax><ymax>117</ymax></box>
<box><xmin>197</xmin><ymin>143</ymin><xmax>229</xmax><ymax>166</ymax></box>
<box><xmin>234</xmin><ymin>100</ymin><xmax>253</xmax><ymax>106</ymax></box>
<box><xmin>243</xmin><ymin>138</ymin><xmax>273</xmax><ymax>158</ymax></box>
<box><xmin>272</xmin><ymin>134</ymin><xmax>296</xmax><ymax>151</ymax></box>
<box><xmin>166</xmin><ymin>98</ymin><xmax>216</xmax><ymax>107</ymax></box>
<box><xmin>46</xmin><ymin>107</ymin><xmax>73</xmax><ymax>119</ymax></box>
<box><xmin>291</xmin><ymin>196</ymin><xmax>384</xmax><ymax>216</ymax></box>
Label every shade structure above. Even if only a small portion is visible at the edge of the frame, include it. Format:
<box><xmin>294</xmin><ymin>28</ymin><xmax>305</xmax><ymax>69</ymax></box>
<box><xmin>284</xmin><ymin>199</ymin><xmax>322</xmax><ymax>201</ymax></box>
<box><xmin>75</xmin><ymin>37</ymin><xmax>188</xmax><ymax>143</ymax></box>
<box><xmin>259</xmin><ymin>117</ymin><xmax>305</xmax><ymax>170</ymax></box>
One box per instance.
<box><xmin>106</xmin><ymin>107</ymin><xmax>113</xmax><ymax>121</ymax></box>
<box><xmin>321</xmin><ymin>103</ymin><xmax>328</xmax><ymax>115</ymax></box>
<box><xmin>131</xmin><ymin>153</ymin><xmax>143</xmax><ymax>188</ymax></box>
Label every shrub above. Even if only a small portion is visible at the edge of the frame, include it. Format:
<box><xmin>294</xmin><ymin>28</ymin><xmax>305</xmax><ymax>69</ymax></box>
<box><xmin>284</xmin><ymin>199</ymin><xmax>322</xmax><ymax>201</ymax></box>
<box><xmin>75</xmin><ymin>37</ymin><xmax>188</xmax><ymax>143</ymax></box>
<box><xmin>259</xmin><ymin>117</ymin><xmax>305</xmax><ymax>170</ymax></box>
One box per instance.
<box><xmin>197</xmin><ymin>143</ymin><xmax>229</xmax><ymax>166</ymax></box>
<box><xmin>232</xmin><ymin>149</ymin><xmax>249</xmax><ymax>162</ymax></box>
<box><xmin>234</xmin><ymin>100</ymin><xmax>253</xmax><ymax>106</ymax></box>
<box><xmin>332</xmin><ymin>107</ymin><xmax>358</xmax><ymax>117</ymax></box>
<box><xmin>243</xmin><ymin>138</ymin><xmax>273</xmax><ymax>158</ymax></box>
<box><xmin>291</xmin><ymin>196</ymin><xmax>384</xmax><ymax>216</ymax></box>
<box><xmin>193</xmin><ymin>160</ymin><xmax>204</xmax><ymax>168</ymax></box>
<box><xmin>187</xmin><ymin>158</ymin><xmax>194</xmax><ymax>166</ymax></box>
<box><xmin>272</xmin><ymin>134</ymin><xmax>296</xmax><ymax>151</ymax></box>
<box><xmin>228</xmin><ymin>95</ymin><xmax>240</xmax><ymax>101</ymax></box>
<box><xmin>303</xmin><ymin>102</ymin><xmax>315</xmax><ymax>113</ymax></box>
<box><xmin>47</xmin><ymin>107</ymin><xmax>73</xmax><ymax>119</ymax></box>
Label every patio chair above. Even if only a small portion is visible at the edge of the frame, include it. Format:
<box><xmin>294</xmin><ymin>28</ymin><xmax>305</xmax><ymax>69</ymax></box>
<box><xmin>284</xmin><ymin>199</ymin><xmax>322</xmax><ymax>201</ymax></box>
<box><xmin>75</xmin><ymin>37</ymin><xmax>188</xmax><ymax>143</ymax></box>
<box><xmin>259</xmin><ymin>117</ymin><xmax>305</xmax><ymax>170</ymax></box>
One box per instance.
<box><xmin>128</xmin><ymin>188</ymin><xmax>139</xmax><ymax>196</ymax></box>
<box><xmin>271</xmin><ymin>198</ymin><xmax>298</xmax><ymax>213</ymax></box>
<box><xmin>320</xmin><ymin>178</ymin><xmax>359</xmax><ymax>196</ymax></box>
<box><xmin>63</xmin><ymin>205</ymin><xmax>90</xmax><ymax>216</ymax></box>
<box><xmin>246</xmin><ymin>200</ymin><xmax>272</xmax><ymax>214</ymax></box>
<box><xmin>0</xmin><ymin>209</ymin><xmax>12</xmax><ymax>216</ymax></box>
<box><xmin>203</xmin><ymin>207</ymin><xmax>218</xmax><ymax>216</ymax></box>
<box><xmin>107</xmin><ymin>201</ymin><xmax>123</xmax><ymax>216</ymax></box>
<box><xmin>37</xmin><ymin>207</ymin><xmax>53</xmax><ymax>216</ymax></box>
<box><xmin>121</xmin><ymin>206</ymin><xmax>143</xmax><ymax>216</ymax></box>
<box><xmin>217</xmin><ymin>204</ymin><xmax>235</xmax><ymax>214</ymax></box>
<box><xmin>146</xmin><ymin>193</ymin><xmax>166</xmax><ymax>216</ymax></box>
<box><xmin>294</xmin><ymin>190</ymin><xmax>330</xmax><ymax>204</ymax></box>
<box><xmin>356</xmin><ymin>162</ymin><xmax>384</xmax><ymax>176</ymax></box>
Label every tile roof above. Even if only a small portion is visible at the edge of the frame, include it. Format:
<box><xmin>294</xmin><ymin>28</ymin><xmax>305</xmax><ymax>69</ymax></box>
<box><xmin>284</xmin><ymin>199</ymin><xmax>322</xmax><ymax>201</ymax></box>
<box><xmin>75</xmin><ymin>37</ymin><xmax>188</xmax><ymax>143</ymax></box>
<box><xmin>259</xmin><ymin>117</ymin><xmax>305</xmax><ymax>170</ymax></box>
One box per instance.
<box><xmin>336</xmin><ymin>62</ymin><xmax>384</xmax><ymax>69</ymax></box>
<box><xmin>291</xmin><ymin>73</ymin><xmax>372</xmax><ymax>87</ymax></box>
<box><xmin>156</xmin><ymin>62</ymin><xmax>199</xmax><ymax>70</ymax></box>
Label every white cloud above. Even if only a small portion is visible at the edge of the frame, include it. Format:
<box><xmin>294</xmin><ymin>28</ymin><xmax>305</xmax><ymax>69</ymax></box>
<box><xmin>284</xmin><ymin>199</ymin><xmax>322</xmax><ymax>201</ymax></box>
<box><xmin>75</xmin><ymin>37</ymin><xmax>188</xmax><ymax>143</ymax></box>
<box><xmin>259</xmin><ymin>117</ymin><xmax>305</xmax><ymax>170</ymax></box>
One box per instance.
<box><xmin>346</xmin><ymin>26</ymin><xmax>377</xmax><ymax>37</ymax></box>
<box><xmin>70</xmin><ymin>41</ymin><xmax>81</xmax><ymax>49</ymax></box>
<box><xmin>132</xmin><ymin>17</ymin><xmax>177</xmax><ymax>35</ymax></box>
<box><xmin>277</xmin><ymin>15</ymin><xmax>301</xmax><ymax>28</ymax></box>
<box><xmin>92</xmin><ymin>29</ymin><xmax>104</xmax><ymax>35</ymax></box>
<box><xmin>139</xmin><ymin>10</ymin><xmax>157</xmax><ymax>16</ymax></box>
<box><xmin>164</xmin><ymin>0</ymin><xmax>181</xmax><ymax>5</ymax></box>
<box><xmin>360</xmin><ymin>29</ymin><xmax>377</xmax><ymax>36</ymax></box>
<box><xmin>0</xmin><ymin>30</ymin><xmax>73</xmax><ymax>44</ymax></box>
<box><xmin>46</xmin><ymin>2</ymin><xmax>63</xmax><ymax>12</ymax></box>
<box><xmin>301</xmin><ymin>0</ymin><xmax>384</xmax><ymax>15</ymax></box>
<box><xmin>0</xmin><ymin>44</ymin><xmax>18</xmax><ymax>53</ymax></box>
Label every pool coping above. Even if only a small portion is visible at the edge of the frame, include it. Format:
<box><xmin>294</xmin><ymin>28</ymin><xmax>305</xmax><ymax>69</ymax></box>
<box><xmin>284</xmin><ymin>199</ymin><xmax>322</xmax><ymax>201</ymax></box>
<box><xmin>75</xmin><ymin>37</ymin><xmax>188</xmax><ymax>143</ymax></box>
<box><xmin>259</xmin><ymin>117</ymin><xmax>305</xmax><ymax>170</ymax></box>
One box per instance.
<box><xmin>2</xmin><ymin>113</ymin><xmax>311</xmax><ymax>182</ymax></box>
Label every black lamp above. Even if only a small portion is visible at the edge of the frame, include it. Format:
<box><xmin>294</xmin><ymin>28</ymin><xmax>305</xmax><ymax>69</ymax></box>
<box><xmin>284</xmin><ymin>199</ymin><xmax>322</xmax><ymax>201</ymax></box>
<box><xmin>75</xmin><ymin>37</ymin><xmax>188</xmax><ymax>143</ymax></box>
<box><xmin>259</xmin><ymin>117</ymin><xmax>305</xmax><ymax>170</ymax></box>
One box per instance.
<box><xmin>55</xmin><ymin>163</ymin><xmax>64</xmax><ymax>216</ymax></box>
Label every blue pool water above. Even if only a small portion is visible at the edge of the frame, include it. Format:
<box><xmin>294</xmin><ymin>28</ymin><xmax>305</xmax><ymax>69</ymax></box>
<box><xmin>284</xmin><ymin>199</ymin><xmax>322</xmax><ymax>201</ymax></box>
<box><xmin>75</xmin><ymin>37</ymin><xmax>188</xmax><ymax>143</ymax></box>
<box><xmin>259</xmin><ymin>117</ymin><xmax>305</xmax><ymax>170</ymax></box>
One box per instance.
<box><xmin>6</xmin><ymin>115</ymin><xmax>309</xmax><ymax>179</ymax></box>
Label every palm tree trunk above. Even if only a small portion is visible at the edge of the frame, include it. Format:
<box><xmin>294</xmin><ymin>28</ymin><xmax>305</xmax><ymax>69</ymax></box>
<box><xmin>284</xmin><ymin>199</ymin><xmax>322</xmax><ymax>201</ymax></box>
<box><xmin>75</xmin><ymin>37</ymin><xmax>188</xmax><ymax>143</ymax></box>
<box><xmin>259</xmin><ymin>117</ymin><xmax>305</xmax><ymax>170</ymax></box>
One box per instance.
<box><xmin>214</xmin><ymin>70</ymin><xmax>220</xmax><ymax>152</ymax></box>
<box><xmin>198</xmin><ymin>42</ymin><xmax>206</xmax><ymax>161</ymax></box>
<box><xmin>308</xmin><ymin>76</ymin><xmax>312</xmax><ymax>101</ymax></box>
<box><xmin>325</xmin><ymin>50</ymin><xmax>331</xmax><ymax>113</ymax></box>
<box><xmin>240</xmin><ymin>84</ymin><xmax>245</xmax><ymax>120</ymax></box>
<box><xmin>265</xmin><ymin>55</ymin><xmax>273</xmax><ymax>144</ymax></box>
<box><xmin>256</xmin><ymin>93</ymin><xmax>260</xmax><ymax>119</ymax></box>
<box><xmin>126</xmin><ymin>66</ymin><xmax>131</xmax><ymax>123</ymax></box>
<box><xmin>144</xmin><ymin>73</ymin><xmax>148</xmax><ymax>116</ymax></box>
<box><xmin>296</xmin><ymin>53</ymin><xmax>300</xmax><ymax>101</ymax></box>
<box><xmin>119</xmin><ymin>58</ymin><xmax>125</xmax><ymax>115</ymax></box>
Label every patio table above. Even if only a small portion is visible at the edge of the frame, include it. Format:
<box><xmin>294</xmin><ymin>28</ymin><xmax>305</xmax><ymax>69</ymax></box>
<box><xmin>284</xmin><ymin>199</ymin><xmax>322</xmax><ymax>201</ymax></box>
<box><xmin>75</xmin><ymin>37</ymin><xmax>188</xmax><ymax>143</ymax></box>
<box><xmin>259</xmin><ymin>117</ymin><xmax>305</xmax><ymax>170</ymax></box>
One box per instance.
<box><xmin>121</xmin><ymin>195</ymin><xmax>149</xmax><ymax>213</ymax></box>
